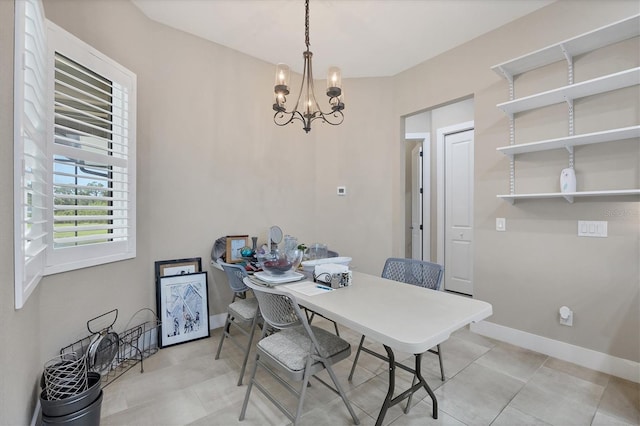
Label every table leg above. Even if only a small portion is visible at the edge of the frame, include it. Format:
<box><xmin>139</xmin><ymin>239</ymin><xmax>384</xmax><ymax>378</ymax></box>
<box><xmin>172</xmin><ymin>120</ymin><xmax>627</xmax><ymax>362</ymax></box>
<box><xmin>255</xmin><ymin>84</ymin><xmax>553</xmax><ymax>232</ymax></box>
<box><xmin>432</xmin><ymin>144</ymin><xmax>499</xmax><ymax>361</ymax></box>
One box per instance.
<box><xmin>374</xmin><ymin>346</ymin><xmax>438</xmax><ymax>425</ymax></box>
<box><xmin>413</xmin><ymin>352</ymin><xmax>438</xmax><ymax>419</ymax></box>
<box><xmin>375</xmin><ymin>345</ymin><xmax>396</xmax><ymax>426</ymax></box>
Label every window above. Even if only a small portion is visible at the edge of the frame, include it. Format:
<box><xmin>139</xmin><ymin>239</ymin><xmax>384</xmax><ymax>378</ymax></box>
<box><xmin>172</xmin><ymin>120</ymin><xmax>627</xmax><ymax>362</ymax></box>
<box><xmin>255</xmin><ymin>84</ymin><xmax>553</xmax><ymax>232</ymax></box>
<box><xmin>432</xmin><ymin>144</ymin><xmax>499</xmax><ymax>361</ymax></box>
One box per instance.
<box><xmin>46</xmin><ymin>24</ymin><xmax>136</xmax><ymax>274</ymax></box>
<box><xmin>14</xmin><ymin>0</ymin><xmax>136</xmax><ymax>308</ymax></box>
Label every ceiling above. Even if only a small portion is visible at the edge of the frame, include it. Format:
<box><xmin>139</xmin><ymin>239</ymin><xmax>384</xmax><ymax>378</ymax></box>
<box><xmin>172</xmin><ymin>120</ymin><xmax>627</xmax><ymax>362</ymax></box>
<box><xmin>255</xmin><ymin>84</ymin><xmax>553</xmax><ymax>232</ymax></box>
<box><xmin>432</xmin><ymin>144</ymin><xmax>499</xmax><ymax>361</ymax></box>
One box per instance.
<box><xmin>132</xmin><ymin>0</ymin><xmax>555</xmax><ymax>78</ymax></box>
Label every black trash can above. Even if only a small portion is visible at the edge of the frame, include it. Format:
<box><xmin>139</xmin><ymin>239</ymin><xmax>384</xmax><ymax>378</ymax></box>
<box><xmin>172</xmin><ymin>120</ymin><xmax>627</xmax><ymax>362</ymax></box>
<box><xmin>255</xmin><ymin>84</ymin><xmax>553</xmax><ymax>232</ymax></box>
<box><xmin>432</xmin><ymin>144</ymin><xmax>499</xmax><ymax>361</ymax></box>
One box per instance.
<box><xmin>40</xmin><ymin>372</ymin><xmax>102</xmax><ymax>426</ymax></box>
<box><xmin>41</xmin><ymin>391</ymin><xmax>103</xmax><ymax>426</ymax></box>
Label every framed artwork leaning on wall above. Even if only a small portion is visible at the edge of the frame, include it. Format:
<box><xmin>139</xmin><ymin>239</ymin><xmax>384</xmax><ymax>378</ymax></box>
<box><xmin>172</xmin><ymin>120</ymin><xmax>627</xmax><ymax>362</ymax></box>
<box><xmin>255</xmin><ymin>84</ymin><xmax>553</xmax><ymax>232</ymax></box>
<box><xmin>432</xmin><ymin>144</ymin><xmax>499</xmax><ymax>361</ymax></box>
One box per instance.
<box><xmin>156</xmin><ymin>272</ymin><xmax>210</xmax><ymax>348</ymax></box>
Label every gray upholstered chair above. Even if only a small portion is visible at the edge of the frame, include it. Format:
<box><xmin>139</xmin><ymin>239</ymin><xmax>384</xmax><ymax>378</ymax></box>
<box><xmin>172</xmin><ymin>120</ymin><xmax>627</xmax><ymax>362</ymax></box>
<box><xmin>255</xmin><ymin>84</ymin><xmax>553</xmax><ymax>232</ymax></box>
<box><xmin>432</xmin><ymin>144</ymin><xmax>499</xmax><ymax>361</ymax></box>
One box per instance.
<box><xmin>347</xmin><ymin>257</ymin><xmax>444</xmax><ymax>411</ymax></box>
<box><xmin>215</xmin><ymin>262</ymin><xmax>261</xmax><ymax>386</ymax></box>
<box><xmin>239</xmin><ymin>277</ymin><xmax>360</xmax><ymax>425</ymax></box>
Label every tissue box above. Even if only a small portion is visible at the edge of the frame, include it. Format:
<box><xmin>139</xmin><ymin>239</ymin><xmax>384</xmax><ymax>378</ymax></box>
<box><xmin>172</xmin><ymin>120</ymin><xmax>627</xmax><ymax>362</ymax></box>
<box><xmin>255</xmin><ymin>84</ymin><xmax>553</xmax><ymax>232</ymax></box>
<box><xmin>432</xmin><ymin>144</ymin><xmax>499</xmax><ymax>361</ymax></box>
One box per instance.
<box><xmin>314</xmin><ymin>264</ymin><xmax>352</xmax><ymax>288</ymax></box>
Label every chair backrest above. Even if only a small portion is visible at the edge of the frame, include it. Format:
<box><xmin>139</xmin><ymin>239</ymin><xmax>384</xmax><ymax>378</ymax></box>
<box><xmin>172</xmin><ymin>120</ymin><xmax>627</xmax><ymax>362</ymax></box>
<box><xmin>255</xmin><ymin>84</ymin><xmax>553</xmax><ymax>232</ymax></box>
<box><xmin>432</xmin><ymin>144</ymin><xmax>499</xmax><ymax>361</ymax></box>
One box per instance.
<box><xmin>220</xmin><ymin>262</ymin><xmax>250</xmax><ymax>294</ymax></box>
<box><xmin>244</xmin><ymin>278</ymin><xmax>334</xmax><ymax>358</ymax></box>
<box><xmin>381</xmin><ymin>258</ymin><xmax>444</xmax><ymax>290</ymax></box>
<box><xmin>243</xmin><ymin>278</ymin><xmax>302</xmax><ymax>330</ymax></box>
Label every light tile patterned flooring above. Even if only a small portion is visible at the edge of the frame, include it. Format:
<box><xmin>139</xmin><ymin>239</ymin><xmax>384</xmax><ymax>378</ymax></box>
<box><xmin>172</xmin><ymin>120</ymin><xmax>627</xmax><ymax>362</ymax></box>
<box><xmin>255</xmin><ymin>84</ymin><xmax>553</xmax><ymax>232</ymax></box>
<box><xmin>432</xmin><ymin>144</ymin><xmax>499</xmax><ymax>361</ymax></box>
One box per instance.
<box><xmin>101</xmin><ymin>319</ymin><xmax>639</xmax><ymax>425</ymax></box>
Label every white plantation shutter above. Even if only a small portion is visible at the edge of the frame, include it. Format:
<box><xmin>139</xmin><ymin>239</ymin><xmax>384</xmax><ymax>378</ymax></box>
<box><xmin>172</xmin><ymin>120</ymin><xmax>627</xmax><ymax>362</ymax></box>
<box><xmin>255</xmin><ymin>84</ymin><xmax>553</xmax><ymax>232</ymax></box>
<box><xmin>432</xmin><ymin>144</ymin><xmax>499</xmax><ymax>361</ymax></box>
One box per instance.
<box><xmin>46</xmin><ymin>22</ymin><xmax>136</xmax><ymax>274</ymax></box>
<box><xmin>14</xmin><ymin>0</ymin><xmax>48</xmax><ymax>309</ymax></box>
<box><xmin>14</xmin><ymin>2</ymin><xmax>136</xmax><ymax>307</ymax></box>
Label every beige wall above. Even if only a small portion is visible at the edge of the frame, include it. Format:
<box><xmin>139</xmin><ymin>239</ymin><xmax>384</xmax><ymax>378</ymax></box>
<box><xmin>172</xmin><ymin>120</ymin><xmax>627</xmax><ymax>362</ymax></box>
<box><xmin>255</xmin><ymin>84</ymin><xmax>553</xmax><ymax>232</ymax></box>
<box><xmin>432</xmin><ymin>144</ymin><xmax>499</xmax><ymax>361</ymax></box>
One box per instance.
<box><xmin>1</xmin><ymin>0</ymin><xmax>638</xmax><ymax>424</ymax></box>
<box><xmin>393</xmin><ymin>0</ymin><xmax>639</xmax><ymax>363</ymax></box>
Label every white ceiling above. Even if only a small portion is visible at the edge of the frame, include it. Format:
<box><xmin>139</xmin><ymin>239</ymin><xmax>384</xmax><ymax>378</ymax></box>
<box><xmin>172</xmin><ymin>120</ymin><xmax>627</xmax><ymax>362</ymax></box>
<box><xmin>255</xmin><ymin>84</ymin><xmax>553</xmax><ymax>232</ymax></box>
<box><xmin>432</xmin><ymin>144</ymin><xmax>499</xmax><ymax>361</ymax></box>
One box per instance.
<box><xmin>132</xmin><ymin>0</ymin><xmax>555</xmax><ymax>78</ymax></box>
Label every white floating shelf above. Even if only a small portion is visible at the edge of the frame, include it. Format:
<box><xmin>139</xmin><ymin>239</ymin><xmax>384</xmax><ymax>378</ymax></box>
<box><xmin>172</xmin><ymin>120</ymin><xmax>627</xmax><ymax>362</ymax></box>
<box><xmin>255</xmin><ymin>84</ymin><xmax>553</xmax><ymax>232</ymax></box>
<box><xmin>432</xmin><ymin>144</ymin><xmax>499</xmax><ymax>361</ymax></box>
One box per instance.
<box><xmin>492</xmin><ymin>14</ymin><xmax>640</xmax><ymax>79</ymax></box>
<box><xmin>497</xmin><ymin>68</ymin><xmax>640</xmax><ymax>115</ymax></box>
<box><xmin>497</xmin><ymin>126</ymin><xmax>640</xmax><ymax>156</ymax></box>
<box><xmin>498</xmin><ymin>189</ymin><xmax>640</xmax><ymax>204</ymax></box>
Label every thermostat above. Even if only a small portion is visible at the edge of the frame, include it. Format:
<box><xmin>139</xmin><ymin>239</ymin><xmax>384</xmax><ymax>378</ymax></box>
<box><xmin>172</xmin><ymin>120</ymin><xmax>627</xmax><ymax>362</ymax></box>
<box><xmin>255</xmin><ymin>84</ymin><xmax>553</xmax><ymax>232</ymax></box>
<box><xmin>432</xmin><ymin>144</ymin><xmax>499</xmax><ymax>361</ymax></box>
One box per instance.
<box><xmin>337</xmin><ymin>186</ymin><xmax>347</xmax><ymax>196</ymax></box>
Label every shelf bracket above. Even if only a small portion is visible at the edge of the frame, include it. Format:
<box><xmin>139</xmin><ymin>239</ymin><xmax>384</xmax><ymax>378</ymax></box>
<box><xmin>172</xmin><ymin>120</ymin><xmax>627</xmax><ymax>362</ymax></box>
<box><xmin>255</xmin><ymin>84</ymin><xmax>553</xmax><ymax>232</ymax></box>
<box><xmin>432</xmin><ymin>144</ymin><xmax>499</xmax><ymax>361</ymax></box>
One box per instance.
<box><xmin>562</xmin><ymin>194</ymin><xmax>575</xmax><ymax>203</ymax></box>
<box><xmin>509</xmin><ymin>156</ymin><xmax>516</xmax><ymax>195</ymax></box>
<box><xmin>561</xmin><ymin>43</ymin><xmax>574</xmax><ymax>85</ymax></box>
<box><xmin>497</xmin><ymin>66</ymin><xmax>513</xmax><ymax>85</ymax></box>
<box><xmin>508</xmin><ymin>112</ymin><xmax>516</xmax><ymax>195</ymax></box>
<box><xmin>565</xmin><ymin>98</ymin><xmax>575</xmax><ymax>167</ymax></box>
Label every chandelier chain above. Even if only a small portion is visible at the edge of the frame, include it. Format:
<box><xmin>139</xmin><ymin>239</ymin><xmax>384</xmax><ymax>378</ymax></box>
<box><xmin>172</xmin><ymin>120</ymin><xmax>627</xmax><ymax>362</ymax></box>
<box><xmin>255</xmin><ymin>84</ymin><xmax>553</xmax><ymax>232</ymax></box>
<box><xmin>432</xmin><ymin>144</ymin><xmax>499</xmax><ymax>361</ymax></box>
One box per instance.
<box><xmin>305</xmin><ymin>0</ymin><xmax>310</xmax><ymax>48</ymax></box>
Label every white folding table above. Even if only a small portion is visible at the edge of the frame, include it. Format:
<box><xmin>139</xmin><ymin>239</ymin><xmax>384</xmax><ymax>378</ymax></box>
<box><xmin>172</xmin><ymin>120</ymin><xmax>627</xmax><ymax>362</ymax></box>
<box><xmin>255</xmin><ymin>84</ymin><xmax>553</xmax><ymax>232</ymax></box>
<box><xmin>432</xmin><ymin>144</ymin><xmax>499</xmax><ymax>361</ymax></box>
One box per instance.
<box><xmin>279</xmin><ymin>271</ymin><xmax>493</xmax><ymax>425</ymax></box>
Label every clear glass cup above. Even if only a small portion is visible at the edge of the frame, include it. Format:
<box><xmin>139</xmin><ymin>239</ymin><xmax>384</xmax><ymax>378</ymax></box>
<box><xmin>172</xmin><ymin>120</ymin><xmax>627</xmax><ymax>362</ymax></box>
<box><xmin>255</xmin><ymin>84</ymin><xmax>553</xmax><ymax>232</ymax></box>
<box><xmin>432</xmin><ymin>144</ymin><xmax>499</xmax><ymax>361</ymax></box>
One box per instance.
<box><xmin>306</xmin><ymin>243</ymin><xmax>328</xmax><ymax>260</ymax></box>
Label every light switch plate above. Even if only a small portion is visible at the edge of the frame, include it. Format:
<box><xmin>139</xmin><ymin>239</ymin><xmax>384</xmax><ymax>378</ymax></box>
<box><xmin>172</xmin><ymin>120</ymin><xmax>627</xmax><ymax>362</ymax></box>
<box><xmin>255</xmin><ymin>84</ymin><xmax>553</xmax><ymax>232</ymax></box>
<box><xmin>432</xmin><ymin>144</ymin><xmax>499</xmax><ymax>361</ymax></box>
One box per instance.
<box><xmin>496</xmin><ymin>218</ymin><xmax>506</xmax><ymax>232</ymax></box>
<box><xmin>578</xmin><ymin>220</ymin><xmax>607</xmax><ymax>237</ymax></box>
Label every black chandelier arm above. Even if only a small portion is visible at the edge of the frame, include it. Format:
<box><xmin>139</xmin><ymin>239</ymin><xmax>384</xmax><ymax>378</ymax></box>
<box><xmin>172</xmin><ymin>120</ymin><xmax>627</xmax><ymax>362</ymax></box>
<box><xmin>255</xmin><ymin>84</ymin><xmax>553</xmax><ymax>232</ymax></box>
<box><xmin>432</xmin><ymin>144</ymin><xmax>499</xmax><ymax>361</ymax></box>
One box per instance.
<box><xmin>273</xmin><ymin>108</ymin><xmax>344</xmax><ymax>132</ymax></box>
<box><xmin>274</xmin><ymin>110</ymin><xmax>305</xmax><ymax>127</ymax></box>
<box><xmin>317</xmin><ymin>109</ymin><xmax>344</xmax><ymax>126</ymax></box>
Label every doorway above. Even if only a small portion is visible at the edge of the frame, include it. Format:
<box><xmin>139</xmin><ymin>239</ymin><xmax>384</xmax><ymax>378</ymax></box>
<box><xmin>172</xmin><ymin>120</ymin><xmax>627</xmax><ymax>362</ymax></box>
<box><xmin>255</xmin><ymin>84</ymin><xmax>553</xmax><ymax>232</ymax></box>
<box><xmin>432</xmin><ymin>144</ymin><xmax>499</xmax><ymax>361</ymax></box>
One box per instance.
<box><xmin>403</xmin><ymin>98</ymin><xmax>474</xmax><ymax>295</ymax></box>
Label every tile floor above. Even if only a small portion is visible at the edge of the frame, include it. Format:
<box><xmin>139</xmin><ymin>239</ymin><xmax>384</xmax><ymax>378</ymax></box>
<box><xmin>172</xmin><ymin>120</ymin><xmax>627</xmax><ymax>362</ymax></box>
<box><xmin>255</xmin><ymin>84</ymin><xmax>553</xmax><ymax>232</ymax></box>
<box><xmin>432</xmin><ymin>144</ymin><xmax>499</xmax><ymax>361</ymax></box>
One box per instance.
<box><xmin>100</xmin><ymin>319</ymin><xmax>639</xmax><ymax>425</ymax></box>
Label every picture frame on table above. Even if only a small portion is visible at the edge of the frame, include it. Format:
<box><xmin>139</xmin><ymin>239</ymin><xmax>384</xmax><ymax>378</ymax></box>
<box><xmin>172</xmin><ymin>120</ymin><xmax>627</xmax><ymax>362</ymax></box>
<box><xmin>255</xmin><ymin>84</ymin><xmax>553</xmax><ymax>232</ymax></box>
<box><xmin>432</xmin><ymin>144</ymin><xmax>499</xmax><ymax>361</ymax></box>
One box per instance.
<box><xmin>157</xmin><ymin>271</ymin><xmax>210</xmax><ymax>348</ymax></box>
<box><xmin>225</xmin><ymin>235</ymin><xmax>249</xmax><ymax>263</ymax></box>
<box><xmin>154</xmin><ymin>257</ymin><xmax>202</xmax><ymax>281</ymax></box>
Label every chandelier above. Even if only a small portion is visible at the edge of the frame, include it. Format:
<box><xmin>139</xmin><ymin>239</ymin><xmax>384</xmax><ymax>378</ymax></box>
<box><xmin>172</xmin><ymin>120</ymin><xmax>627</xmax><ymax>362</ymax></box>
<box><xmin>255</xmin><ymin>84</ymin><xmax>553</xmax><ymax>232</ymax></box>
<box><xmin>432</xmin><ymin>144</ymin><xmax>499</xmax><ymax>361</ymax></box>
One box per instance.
<box><xmin>272</xmin><ymin>0</ymin><xmax>345</xmax><ymax>133</ymax></box>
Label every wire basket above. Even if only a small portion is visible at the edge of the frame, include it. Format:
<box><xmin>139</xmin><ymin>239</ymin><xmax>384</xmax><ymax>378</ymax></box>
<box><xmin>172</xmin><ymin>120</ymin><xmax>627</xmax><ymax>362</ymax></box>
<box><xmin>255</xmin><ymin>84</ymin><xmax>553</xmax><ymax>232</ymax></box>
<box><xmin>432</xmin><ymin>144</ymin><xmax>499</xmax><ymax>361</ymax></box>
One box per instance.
<box><xmin>60</xmin><ymin>309</ymin><xmax>161</xmax><ymax>388</ymax></box>
<box><xmin>43</xmin><ymin>352</ymin><xmax>88</xmax><ymax>401</ymax></box>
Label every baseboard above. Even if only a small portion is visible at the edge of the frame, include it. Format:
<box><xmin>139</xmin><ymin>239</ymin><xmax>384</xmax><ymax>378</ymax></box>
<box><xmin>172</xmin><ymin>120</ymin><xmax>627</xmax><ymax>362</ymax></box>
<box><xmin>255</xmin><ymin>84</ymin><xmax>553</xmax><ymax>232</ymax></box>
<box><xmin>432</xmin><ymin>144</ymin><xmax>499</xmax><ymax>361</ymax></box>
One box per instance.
<box><xmin>208</xmin><ymin>313</ymin><xmax>227</xmax><ymax>330</ymax></box>
<box><xmin>471</xmin><ymin>321</ymin><xmax>639</xmax><ymax>383</ymax></box>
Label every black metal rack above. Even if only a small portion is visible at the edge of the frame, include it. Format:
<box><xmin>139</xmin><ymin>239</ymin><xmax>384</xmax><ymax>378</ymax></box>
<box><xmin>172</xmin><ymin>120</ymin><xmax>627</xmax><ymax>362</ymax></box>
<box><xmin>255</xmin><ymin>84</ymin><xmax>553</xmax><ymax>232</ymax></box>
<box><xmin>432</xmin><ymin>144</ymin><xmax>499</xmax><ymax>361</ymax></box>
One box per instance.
<box><xmin>60</xmin><ymin>309</ymin><xmax>161</xmax><ymax>387</ymax></box>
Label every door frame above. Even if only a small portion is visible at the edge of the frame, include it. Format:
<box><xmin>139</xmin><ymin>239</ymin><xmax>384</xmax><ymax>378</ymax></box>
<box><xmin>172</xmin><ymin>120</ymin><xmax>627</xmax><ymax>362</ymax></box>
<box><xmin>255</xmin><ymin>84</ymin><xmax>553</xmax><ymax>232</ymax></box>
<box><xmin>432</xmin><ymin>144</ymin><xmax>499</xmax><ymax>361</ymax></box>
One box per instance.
<box><xmin>405</xmin><ymin>132</ymin><xmax>430</xmax><ymax>261</ymax></box>
<box><xmin>436</xmin><ymin>121</ymin><xmax>474</xmax><ymax>269</ymax></box>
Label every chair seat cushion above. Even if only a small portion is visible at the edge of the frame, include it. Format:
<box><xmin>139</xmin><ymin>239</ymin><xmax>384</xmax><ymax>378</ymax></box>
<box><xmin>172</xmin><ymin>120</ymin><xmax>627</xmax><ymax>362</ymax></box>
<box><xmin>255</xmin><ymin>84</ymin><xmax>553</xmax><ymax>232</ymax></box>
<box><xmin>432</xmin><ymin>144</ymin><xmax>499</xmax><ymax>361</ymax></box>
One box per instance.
<box><xmin>228</xmin><ymin>297</ymin><xmax>259</xmax><ymax>321</ymax></box>
<box><xmin>257</xmin><ymin>326</ymin><xmax>350</xmax><ymax>372</ymax></box>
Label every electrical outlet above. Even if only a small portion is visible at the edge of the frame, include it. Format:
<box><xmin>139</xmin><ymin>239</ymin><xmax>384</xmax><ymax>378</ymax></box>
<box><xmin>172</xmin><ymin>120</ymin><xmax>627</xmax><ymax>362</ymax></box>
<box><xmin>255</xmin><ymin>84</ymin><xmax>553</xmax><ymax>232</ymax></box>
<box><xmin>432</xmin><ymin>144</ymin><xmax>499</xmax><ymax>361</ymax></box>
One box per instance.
<box><xmin>496</xmin><ymin>218</ymin><xmax>506</xmax><ymax>232</ymax></box>
<box><xmin>559</xmin><ymin>306</ymin><xmax>573</xmax><ymax>326</ymax></box>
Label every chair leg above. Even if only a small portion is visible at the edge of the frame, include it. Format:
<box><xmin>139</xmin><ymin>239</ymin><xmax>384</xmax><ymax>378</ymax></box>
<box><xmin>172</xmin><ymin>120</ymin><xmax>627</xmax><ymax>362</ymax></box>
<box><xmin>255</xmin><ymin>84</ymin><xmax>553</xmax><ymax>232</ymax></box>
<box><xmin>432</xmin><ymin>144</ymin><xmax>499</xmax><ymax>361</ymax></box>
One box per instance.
<box><xmin>325</xmin><ymin>362</ymin><xmax>360</xmax><ymax>425</ymax></box>
<box><xmin>294</xmin><ymin>358</ymin><xmax>314</xmax><ymax>425</ymax></box>
<box><xmin>347</xmin><ymin>335</ymin><xmax>366</xmax><ymax>381</ymax></box>
<box><xmin>215</xmin><ymin>313</ymin><xmax>231</xmax><ymax>359</ymax></box>
<box><xmin>239</xmin><ymin>352</ymin><xmax>260</xmax><ymax>421</ymax></box>
<box><xmin>237</xmin><ymin>311</ymin><xmax>260</xmax><ymax>386</ymax></box>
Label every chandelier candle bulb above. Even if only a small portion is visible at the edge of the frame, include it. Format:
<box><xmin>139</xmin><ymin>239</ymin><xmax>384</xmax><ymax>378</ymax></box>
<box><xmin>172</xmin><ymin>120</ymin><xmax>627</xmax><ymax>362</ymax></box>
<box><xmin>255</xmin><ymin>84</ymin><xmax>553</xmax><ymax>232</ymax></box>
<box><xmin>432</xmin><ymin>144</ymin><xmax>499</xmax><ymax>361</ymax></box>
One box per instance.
<box><xmin>326</xmin><ymin>66</ymin><xmax>342</xmax><ymax>97</ymax></box>
<box><xmin>274</xmin><ymin>63</ymin><xmax>290</xmax><ymax>95</ymax></box>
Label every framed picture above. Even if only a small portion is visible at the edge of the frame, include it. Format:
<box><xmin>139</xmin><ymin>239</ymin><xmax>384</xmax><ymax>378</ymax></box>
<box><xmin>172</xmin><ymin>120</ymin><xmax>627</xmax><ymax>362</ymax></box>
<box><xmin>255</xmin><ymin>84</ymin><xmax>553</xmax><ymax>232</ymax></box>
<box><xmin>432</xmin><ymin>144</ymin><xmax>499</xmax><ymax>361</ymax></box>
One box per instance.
<box><xmin>154</xmin><ymin>257</ymin><xmax>202</xmax><ymax>280</ymax></box>
<box><xmin>157</xmin><ymin>272</ymin><xmax>210</xmax><ymax>348</ymax></box>
<box><xmin>226</xmin><ymin>235</ymin><xmax>249</xmax><ymax>263</ymax></box>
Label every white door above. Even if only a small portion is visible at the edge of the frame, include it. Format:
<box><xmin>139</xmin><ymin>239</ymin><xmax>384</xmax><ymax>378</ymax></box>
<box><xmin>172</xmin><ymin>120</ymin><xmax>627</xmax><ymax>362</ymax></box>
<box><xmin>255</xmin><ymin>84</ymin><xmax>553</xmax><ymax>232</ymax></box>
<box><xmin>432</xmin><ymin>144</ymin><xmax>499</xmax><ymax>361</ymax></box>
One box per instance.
<box><xmin>411</xmin><ymin>144</ymin><xmax>422</xmax><ymax>260</ymax></box>
<box><xmin>438</xmin><ymin>124</ymin><xmax>474</xmax><ymax>295</ymax></box>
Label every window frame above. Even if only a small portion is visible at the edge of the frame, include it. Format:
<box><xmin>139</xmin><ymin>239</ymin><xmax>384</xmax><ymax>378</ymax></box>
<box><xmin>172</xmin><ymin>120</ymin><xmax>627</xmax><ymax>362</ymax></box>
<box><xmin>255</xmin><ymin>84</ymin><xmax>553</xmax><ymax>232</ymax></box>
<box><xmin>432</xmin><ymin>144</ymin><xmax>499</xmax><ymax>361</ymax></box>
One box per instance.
<box><xmin>44</xmin><ymin>21</ymin><xmax>136</xmax><ymax>275</ymax></box>
<box><xmin>45</xmin><ymin>21</ymin><xmax>137</xmax><ymax>275</ymax></box>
